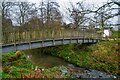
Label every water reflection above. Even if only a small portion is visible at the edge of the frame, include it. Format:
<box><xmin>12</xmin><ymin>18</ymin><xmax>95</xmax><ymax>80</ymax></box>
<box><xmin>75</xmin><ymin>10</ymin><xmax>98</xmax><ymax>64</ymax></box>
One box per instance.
<box><xmin>25</xmin><ymin>52</ymin><xmax>68</xmax><ymax>68</ymax></box>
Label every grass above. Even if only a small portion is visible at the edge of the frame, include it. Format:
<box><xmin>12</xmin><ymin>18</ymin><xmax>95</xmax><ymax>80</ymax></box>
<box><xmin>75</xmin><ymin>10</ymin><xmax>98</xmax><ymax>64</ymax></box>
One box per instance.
<box><xmin>112</xmin><ymin>31</ymin><xmax>120</xmax><ymax>38</ymax></box>
<box><xmin>2</xmin><ymin>51</ymin><xmax>42</xmax><ymax>78</ymax></box>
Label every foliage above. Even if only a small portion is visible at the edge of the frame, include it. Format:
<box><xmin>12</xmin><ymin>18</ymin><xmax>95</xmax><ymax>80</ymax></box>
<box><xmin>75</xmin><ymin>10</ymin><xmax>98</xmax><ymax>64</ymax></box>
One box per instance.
<box><xmin>88</xmin><ymin>41</ymin><xmax>119</xmax><ymax>74</ymax></box>
<box><xmin>111</xmin><ymin>31</ymin><xmax>119</xmax><ymax>38</ymax></box>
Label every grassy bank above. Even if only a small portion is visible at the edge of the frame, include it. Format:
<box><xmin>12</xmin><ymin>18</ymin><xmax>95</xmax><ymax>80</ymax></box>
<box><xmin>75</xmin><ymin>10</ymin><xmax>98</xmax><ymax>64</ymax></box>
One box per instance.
<box><xmin>44</xmin><ymin>41</ymin><xmax>119</xmax><ymax>75</ymax></box>
<box><xmin>1</xmin><ymin>51</ymin><xmax>45</xmax><ymax>78</ymax></box>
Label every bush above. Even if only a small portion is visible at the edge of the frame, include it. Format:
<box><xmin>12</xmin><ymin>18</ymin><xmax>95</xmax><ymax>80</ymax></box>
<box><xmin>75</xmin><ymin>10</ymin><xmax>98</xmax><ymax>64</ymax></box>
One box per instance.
<box><xmin>88</xmin><ymin>41</ymin><xmax>119</xmax><ymax>75</ymax></box>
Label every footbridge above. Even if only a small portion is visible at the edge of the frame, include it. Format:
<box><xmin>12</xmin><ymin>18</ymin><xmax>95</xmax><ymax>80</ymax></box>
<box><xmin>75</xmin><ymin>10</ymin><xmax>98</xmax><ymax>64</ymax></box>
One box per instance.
<box><xmin>1</xmin><ymin>29</ymin><xmax>101</xmax><ymax>53</ymax></box>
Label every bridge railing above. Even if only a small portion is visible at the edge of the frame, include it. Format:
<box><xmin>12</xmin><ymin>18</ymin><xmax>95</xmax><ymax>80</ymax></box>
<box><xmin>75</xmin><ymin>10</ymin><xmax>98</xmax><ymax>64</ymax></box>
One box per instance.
<box><xmin>2</xmin><ymin>29</ymin><xmax>100</xmax><ymax>44</ymax></box>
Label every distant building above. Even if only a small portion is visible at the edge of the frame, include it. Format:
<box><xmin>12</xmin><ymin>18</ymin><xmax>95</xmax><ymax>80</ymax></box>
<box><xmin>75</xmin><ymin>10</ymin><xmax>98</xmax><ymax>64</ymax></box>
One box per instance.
<box><xmin>102</xmin><ymin>27</ymin><xmax>112</xmax><ymax>37</ymax></box>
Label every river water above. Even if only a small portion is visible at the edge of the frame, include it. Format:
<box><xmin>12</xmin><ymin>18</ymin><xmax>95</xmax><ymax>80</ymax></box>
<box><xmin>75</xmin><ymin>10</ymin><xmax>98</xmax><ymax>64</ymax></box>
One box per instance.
<box><xmin>25</xmin><ymin>52</ymin><xmax>68</xmax><ymax>68</ymax></box>
<box><xmin>24</xmin><ymin>51</ymin><xmax>118</xmax><ymax>79</ymax></box>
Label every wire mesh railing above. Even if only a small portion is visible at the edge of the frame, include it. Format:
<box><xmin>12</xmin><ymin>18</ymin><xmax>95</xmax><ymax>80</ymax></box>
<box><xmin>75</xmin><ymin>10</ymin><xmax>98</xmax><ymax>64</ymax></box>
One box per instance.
<box><xmin>2</xmin><ymin>29</ymin><xmax>101</xmax><ymax>44</ymax></box>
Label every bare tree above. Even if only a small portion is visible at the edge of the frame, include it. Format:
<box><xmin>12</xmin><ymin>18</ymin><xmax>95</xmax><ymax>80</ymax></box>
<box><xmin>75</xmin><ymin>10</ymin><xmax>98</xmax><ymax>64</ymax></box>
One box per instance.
<box><xmin>1</xmin><ymin>2</ymin><xmax>13</xmax><ymax>31</ymax></box>
<box><xmin>67</xmin><ymin>1</ymin><xmax>120</xmax><ymax>29</ymax></box>
<box><xmin>38</xmin><ymin>0</ymin><xmax>61</xmax><ymax>28</ymax></box>
<box><xmin>67</xmin><ymin>1</ymin><xmax>89</xmax><ymax>29</ymax></box>
<box><xmin>84</xmin><ymin>1</ymin><xmax>120</xmax><ymax>28</ymax></box>
<box><xmin>12</xmin><ymin>2</ymin><xmax>35</xmax><ymax>27</ymax></box>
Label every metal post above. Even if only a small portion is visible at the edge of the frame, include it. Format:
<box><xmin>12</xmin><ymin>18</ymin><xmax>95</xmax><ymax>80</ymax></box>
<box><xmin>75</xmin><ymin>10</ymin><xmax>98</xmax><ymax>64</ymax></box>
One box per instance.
<box><xmin>42</xmin><ymin>29</ymin><xmax>44</xmax><ymax>47</ymax></box>
<box><xmin>77</xmin><ymin>30</ymin><xmax>79</xmax><ymax>43</ymax></box>
<box><xmin>70</xmin><ymin>30</ymin><xmax>72</xmax><ymax>43</ymax></box>
<box><xmin>13</xmin><ymin>28</ymin><xmax>17</xmax><ymax>51</ymax></box>
<box><xmin>62</xmin><ymin>30</ymin><xmax>64</xmax><ymax>44</ymax></box>
<box><xmin>53</xmin><ymin>39</ymin><xmax>55</xmax><ymax>45</ymax></box>
<box><xmin>82</xmin><ymin>29</ymin><xmax>84</xmax><ymax>43</ymax></box>
<box><xmin>42</xmin><ymin>40</ymin><xmax>44</xmax><ymax>47</ymax></box>
<box><xmin>29</xmin><ymin>29</ymin><xmax>31</xmax><ymax>49</ymax></box>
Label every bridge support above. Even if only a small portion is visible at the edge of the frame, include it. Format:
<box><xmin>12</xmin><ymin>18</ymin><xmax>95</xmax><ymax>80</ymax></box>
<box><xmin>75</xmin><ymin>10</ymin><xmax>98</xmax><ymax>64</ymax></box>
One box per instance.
<box><xmin>53</xmin><ymin>39</ymin><xmax>55</xmax><ymax>45</ymax></box>
<box><xmin>14</xmin><ymin>43</ymin><xmax>17</xmax><ymax>51</ymax></box>
<box><xmin>70</xmin><ymin>38</ymin><xmax>72</xmax><ymax>43</ymax></box>
<box><xmin>83</xmin><ymin>38</ymin><xmax>84</xmax><ymax>43</ymax></box>
<box><xmin>77</xmin><ymin>38</ymin><xmax>79</xmax><ymax>43</ymax></box>
<box><xmin>29</xmin><ymin>41</ymin><xmax>32</xmax><ymax>49</ymax></box>
<box><xmin>42</xmin><ymin>40</ymin><xmax>44</xmax><ymax>47</ymax></box>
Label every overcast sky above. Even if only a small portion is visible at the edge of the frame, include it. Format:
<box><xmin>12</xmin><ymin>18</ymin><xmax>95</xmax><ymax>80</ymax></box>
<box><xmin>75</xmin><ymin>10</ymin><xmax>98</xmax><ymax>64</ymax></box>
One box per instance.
<box><xmin>1</xmin><ymin>0</ymin><xmax>118</xmax><ymax>30</ymax></box>
<box><xmin>27</xmin><ymin>0</ymin><xmax>113</xmax><ymax>23</ymax></box>
<box><xmin>27</xmin><ymin>0</ymin><xmax>110</xmax><ymax>8</ymax></box>
<box><xmin>28</xmin><ymin>0</ymin><xmax>109</xmax><ymax>3</ymax></box>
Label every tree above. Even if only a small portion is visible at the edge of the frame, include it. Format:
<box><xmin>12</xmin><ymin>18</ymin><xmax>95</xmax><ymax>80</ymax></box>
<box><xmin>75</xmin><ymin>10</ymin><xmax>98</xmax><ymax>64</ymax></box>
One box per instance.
<box><xmin>67</xmin><ymin>1</ymin><xmax>89</xmax><ymax>29</ymax></box>
<box><xmin>1</xmin><ymin>2</ymin><xmax>13</xmax><ymax>31</ymax></box>
<box><xmin>84</xmin><ymin>1</ymin><xmax>120</xmax><ymax>28</ymax></box>
<box><xmin>12</xmin><ymin>2</ymin><xmax>35</xmax><ymax>27</ymax></box>
<box><xmin>68</xmin><ymin>1</ymin><xmax>120</xmax><ymax>30</ymax></box>
<box><xmin>38</xmin><ymin>0</ymin><xmax>62</xmax><ymax>28</ymax></box>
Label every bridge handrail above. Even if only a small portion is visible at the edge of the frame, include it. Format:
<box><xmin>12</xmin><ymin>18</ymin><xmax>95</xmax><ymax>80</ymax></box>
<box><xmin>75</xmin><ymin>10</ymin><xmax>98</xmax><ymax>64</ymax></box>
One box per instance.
<box><xmin>2</xmin><ymin>29</ymin><xmax>101</xmax><ymax>44</ymax></box>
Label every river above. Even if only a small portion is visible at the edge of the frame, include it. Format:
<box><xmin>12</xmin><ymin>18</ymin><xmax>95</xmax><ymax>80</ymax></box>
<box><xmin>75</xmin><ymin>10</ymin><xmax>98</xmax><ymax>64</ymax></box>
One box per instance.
<box><xmin>24</xmin><ymin>51</ymin><xmax>118</xmax><ymax>79</ymax></box>
<box><xmin>25</xmin><ymin>52</ymin><xmax>68</xmax><ymax>68</ymax></box>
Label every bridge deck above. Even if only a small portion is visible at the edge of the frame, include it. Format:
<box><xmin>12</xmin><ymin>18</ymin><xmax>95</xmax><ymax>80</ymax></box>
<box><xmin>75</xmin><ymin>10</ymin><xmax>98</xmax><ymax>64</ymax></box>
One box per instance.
<box><xmin>2</xmin><ymin>38</ymin><xmax>99</xmax><ymax>53</ymax></box>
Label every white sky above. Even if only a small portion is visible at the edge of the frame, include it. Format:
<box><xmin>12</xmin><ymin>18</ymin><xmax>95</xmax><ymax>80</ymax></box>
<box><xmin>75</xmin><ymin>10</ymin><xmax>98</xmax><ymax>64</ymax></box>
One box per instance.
<box><xmin>28</xmin><ymin>0</ymin><xmax>109</xmax><ymax>3</ymax></box>
<box><xmin>27</xmin><ymin>0</ymin><xmax>111</xmax><ymax>23</ymax></box>
<box><xmin>27</xmin><ymin>0</ymin><xmax>110</xmax><ymax>8</ymax></box>
<box><xmin>1</xmin><ymin>0</ymin><xmax>118</xmax><ymax>29</ymax></box>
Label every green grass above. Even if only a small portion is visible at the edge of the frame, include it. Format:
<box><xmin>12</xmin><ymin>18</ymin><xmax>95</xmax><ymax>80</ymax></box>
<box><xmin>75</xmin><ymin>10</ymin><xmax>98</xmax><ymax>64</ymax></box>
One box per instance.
<box><xmin>112</xmin><ymin>31</ymin><xmax>120</xmax><ymax>38</ymax></box>
<box><xmin>2</xmin><ymin>51</ymin><xmax>39</xmax><ymax>78</ymax></box>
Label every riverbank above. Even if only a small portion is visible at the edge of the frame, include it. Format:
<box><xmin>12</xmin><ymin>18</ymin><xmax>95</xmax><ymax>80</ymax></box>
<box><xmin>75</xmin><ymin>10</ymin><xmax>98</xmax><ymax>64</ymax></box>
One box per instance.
<box><xmin>1</xmin><ymin>40</ymin><xmax>119</xmax><ymax>79</ymax></box>
<box><xmin>41</xmin><ymin>40</ymin><xmax>119</xmax><ymax>75</ymax></box>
